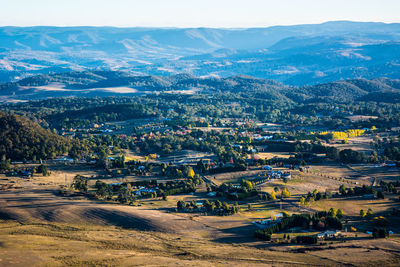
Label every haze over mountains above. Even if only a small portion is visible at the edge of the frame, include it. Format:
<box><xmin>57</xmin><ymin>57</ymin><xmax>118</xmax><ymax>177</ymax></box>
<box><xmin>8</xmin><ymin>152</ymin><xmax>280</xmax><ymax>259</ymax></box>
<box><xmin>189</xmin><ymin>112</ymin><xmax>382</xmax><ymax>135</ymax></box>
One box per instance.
<box><xmin>1</xmin><ymin>21</ymin><xmax>400</xmax><ymax>86</ymax></box>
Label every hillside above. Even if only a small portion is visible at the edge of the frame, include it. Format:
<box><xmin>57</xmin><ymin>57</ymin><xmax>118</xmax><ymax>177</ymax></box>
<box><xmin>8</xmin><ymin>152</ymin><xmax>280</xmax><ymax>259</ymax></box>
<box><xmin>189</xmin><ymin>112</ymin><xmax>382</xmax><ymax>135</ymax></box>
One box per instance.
<box><xmin>1</xmin><ymin>21</ymin><xmax>400</xmax><ymax>85</ymax></box>
<box><xmin>1</xmin><ymin>71</ymin><xmax>400</xmax><ymax>103</ymax></box>
<box><xmin>0</xmin><ymin>112</ymin><xmax>68</xmax><ymax>160</ymax></box>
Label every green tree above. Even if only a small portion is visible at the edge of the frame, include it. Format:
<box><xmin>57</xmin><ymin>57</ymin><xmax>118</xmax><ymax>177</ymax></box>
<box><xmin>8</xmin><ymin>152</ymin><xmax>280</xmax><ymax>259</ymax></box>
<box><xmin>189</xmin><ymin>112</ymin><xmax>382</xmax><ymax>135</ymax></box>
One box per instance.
<box><xmin>177</xmin><ymin>200</ymin><xmax>185</xmax><ymax>210</ymax></box>
<box><xmin>339</xmin><ymin>184</ymin><xmax>346</xmax><ymax>196</ymax></box>
<box><xmin>37</xmin><ymin>164</ymin><xmax>49</xmax><ymax>176</ymax></box>
<box><xmin>117</xmin><ymin>187</ymin><xmax>133</xmax><ymax>204</ymax></box>
<box><xmin>72</xmin><ymin>175</ymin><xmax>88</xmax><ymax>192</ymax></box>
<box><xmin>95</xmin><ymin>180</ymin><xmax>112</xmax><ymax>199</ymax></box>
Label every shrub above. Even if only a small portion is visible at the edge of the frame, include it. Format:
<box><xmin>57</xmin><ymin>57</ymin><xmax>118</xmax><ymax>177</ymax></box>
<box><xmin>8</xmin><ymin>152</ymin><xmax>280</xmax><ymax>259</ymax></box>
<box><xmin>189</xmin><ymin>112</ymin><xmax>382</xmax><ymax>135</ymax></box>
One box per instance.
<box><xmin>372</xmin><ymin>228</ymin><xmax>389</xmax><ymax>238</ymax></box>
<box><xmin>296</xmin><ymin>235</ymin><xmax>318</xmax><ymax>244</ymax></box>
<box><xmin>254</xmin><ymin>230</ymin><xmax>271</xmax><ymax>241</ymax></box>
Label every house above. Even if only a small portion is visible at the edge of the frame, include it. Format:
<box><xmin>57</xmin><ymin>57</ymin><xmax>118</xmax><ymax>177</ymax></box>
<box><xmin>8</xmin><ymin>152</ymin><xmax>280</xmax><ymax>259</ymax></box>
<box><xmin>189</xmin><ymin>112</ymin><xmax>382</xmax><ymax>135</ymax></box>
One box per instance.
<box><xmin>317</xmin><ymin>230</ymin><xmax>341</xmax><ymax>239</ymax></box>
<box><xmin>254</xmin><ymin>135</ymin><xmax>273</xmax><ymax>141</ymax></box>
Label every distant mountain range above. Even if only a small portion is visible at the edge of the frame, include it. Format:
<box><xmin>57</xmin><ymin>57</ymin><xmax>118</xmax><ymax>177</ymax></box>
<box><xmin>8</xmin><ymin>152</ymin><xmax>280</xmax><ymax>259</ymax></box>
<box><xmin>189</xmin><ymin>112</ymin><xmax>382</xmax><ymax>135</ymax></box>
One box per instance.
<box><xmin>1</xmin><ymin>70</ymin><xmax>400</xmax><ymax>104</ymax></box>
<box><xmin>1</xmin><ymin>21</ymin><xmax>400</xmax><ymax>85</ymax></box>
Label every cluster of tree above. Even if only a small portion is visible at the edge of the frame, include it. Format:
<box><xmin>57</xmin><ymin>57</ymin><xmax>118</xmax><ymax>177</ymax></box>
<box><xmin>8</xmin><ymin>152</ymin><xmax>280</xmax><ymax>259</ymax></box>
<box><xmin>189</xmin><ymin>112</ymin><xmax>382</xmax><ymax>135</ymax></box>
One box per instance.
<box><xmin>338</xmin><ymin>184</ymin><xmax>377</xmax><ymax>197</ymax></box>
<box><xmin>252</xmin><ymin>140</ymin><xmax>369</xmax><ymax>164</ymax></box>
<box><xmin>260</xmin><ymin>187</ymin><xmax>291</xmax><ymax>201</ymax></box>
<box><xmin>177</xmin><ymin>199</ymin><xmax>239</xmax><ymax>215</ymax></box>
<box><xmin>94</xmin><ymin>180</ymin><xmax>113</xmax><ymax>200</ymax></box>
<box><xmin>36</xmin><ymin>164</ymin><xmax>49</xmax><ymax>176</ymax></box>
<box><xmin>254</xmin><ymin>211</ymin><xmax>343</xmax><ymax>241</ymax></box>
<box><xmin>158</xmin><ymin>180</ymin><xmax>197</xmax><ymax>197</ymax></box>
<box><xmin>300</xmin><ymin>189</ymin><xmax>332</xmax><ymax>205</ymax></box>
<box><xmin>360</xmin><ymin>208</ymin><xmax>374</xmax><ymax>218</ymax></box>
<box><xmin>383</xmin><ymin>146</ymin><xmax>400</xmax><ymax>161</ymax></box>
<box><xmin>162</xmin><ymin>165</ymin><xmax>197</xmax><ymax>180</ymax></box>
<box><xmin>259</xmin><ymin>191</ymin><xmax>277</xmax><ymax>201</ymax></box>
<box><xmin>380</xmin><ymin>181</ymin><xmax>399</xmax><ymax>194</ymax></box>
<box><xmin>316</xmin><ymin>129</ymin><xmax>366</xmax><ymax>140</ymax></box>
<box><xmin>296</xmin><ymin>235</ymin><xmax>318</xmax><ymax>244</ymax></box>
<box><xmin>72</xmin><ymin>175</ymin><xmax>89</xmax><ymax>193</ymax></box>
<box><xmin>93</xmin><ymin>176</ymin><xmax>204</xmax><ymax>205</ymax></box>
<box><xmin>213</xmin><ymin>181</ymin><xmax>258</xmax><ymax>200</ymax></box>
<box><xmin>373</xmin><ymin>228</ymin><xmax>390</xmax><ymax>238</ymax></box>
<box><xmin>337</xmin><ymin>149</ymin><xmax>367</xmax><ymax>163</ymax></box>
<box><xmin>372</xmin><ymin>216</ymin><xmax>389</xmax><ymax>227</ymax></box>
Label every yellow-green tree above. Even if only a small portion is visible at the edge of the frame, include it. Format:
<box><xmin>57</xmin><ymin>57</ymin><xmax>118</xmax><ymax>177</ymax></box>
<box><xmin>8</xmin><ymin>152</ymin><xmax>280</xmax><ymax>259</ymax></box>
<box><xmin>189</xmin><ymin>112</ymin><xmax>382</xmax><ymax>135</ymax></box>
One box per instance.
<box><xmin>360</xmin><ymin>209</ymin><xmax>366</xmax><ymax>218</ymax></box>
<box><xmin>187</xmin><ymin>167</ymin><xmax>195</xmax><ymax>178</ymax></box>
<box><xmin>282</xmin><ymin>188</ymin><xmax>291</xmax><ymax>198</ymax></box>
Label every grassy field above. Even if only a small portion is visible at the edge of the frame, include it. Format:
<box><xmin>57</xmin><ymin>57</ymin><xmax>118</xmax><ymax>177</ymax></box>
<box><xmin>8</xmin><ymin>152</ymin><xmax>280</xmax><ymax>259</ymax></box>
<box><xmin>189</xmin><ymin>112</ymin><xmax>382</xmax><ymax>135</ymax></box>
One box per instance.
<box><xmin>2</xmin><ymin>219</ymin><xmax>359</xmax><ymax>267</ymax></box>
<box><xmin>2</xmin><ymin>161</ymin><xmax>400</xmax><ymax>266</ymax></box>
<box><xmin>1</xmin><ymin>216</ymin><xmax>400</xmax><ymax>266</ymax></box>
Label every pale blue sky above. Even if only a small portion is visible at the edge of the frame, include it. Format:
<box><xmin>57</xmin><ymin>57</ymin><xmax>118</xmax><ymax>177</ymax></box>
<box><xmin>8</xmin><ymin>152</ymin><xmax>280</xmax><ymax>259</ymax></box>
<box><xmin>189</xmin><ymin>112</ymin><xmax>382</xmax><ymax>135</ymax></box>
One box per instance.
<box><xmin>1</xmin><ymin>0</ymin><xmax>399</xmax><ymax>27</ymax></box>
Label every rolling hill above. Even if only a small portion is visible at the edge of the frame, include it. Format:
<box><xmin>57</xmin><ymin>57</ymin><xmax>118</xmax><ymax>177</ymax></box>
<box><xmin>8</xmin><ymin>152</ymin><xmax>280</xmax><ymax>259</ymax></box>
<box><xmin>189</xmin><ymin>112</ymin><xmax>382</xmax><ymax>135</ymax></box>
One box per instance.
<box><xmin>1</xmin><ymin>21</ymin><xmax>400</xmax><ymax>85</ymax></box>
<box><xmin>1</xmin><ymin>71</ymin><xmax>400</xmax><ymax>103</ymax></box>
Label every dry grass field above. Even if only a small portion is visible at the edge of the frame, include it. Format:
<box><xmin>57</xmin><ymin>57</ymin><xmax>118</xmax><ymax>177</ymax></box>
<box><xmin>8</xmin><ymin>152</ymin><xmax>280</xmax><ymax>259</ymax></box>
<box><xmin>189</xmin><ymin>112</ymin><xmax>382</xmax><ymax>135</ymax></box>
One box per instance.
<box><xmin>326</xmin><ymin>136</ymin><xmax>374</xmax><ymax>153</ymax></box>
<box><xmin>1</xmin><ymin>218</ymin><xmax>354</xmax><ymax>267</ymax></box>
<box><xmin>1</xmin><ymin>181</ymin><xmax>400</xmax><ymax>266</ymax></box>
<box><xmin>1</xmin><ymin>161</ymin><xmax>400</xmax><ymax>266</ymax></box>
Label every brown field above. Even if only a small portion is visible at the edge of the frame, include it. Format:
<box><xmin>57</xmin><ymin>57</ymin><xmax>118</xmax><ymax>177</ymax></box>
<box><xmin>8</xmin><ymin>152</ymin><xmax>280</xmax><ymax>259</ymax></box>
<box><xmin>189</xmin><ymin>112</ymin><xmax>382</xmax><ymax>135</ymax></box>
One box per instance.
<box><xmin>1</xmin><ymin>184</ymin><xmax>400</xmax><ymax>266</ymax></box>
<box><xmin>1</xmin><ymin>161</ymin><xmax>400</xmax><ymax>266</ymax></box>
<box><xmin>253</xmin><ymin>152</ymin><xmax>292</xmax><ymax>159</ymax></box>
<box><xmin>204</xmin><ymin>168</ymin><xmax>265</xmax><ymax>185</ymax></box>
<box><xmin>326</xmin><ymin>136</ymin><xmax>374</xmax><ymax>153</ymax></box>
<box><xmin>0</xmin><ymin>218</ymin><xmax>359</xmax><ymax>267</ymax></box>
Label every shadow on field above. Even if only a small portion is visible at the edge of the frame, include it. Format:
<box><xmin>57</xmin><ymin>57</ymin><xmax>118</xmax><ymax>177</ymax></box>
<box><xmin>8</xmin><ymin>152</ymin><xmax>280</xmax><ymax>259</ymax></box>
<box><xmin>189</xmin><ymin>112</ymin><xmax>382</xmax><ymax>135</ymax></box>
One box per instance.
<box><xmin>81</xmin><ymin>208</ymin><xmax>157</xmax><ymax>231</ymax></box>
<box><xmin>211</xmin><ymin>224</ymin><xmax>259</xmax><ymax>244</ymax></box>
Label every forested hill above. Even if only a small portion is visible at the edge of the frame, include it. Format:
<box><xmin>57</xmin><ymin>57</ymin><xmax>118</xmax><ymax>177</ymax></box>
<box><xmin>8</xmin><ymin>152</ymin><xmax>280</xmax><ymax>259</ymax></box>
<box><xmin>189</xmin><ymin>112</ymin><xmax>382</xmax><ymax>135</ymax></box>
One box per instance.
<box><xmin>1</xmin><ymin>71</ymin><xmax>400</xmax><ymax>103</ymax></box>
<box><xmin>0</xmin><ymin>112</ymin><xmax>69</xmax><ymax>160</ymax></box>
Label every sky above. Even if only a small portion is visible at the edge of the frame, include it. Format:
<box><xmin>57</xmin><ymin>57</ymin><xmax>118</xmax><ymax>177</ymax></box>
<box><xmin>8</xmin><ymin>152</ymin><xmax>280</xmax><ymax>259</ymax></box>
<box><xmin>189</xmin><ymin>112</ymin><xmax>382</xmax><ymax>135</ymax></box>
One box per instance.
<box><xmin>1</xmin><ymin>0</ymin><xmax>400</xmax><ymax>28</ymax></box>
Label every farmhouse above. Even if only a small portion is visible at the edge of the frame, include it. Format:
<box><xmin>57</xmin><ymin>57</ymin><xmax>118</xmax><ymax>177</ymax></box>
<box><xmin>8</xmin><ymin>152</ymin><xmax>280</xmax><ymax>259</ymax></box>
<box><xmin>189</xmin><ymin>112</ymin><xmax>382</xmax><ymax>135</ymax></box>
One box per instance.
<box><xmin>317</xmin><ymin>230</ymin><xmax>341</xmax><ymax>240</ymax></box>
